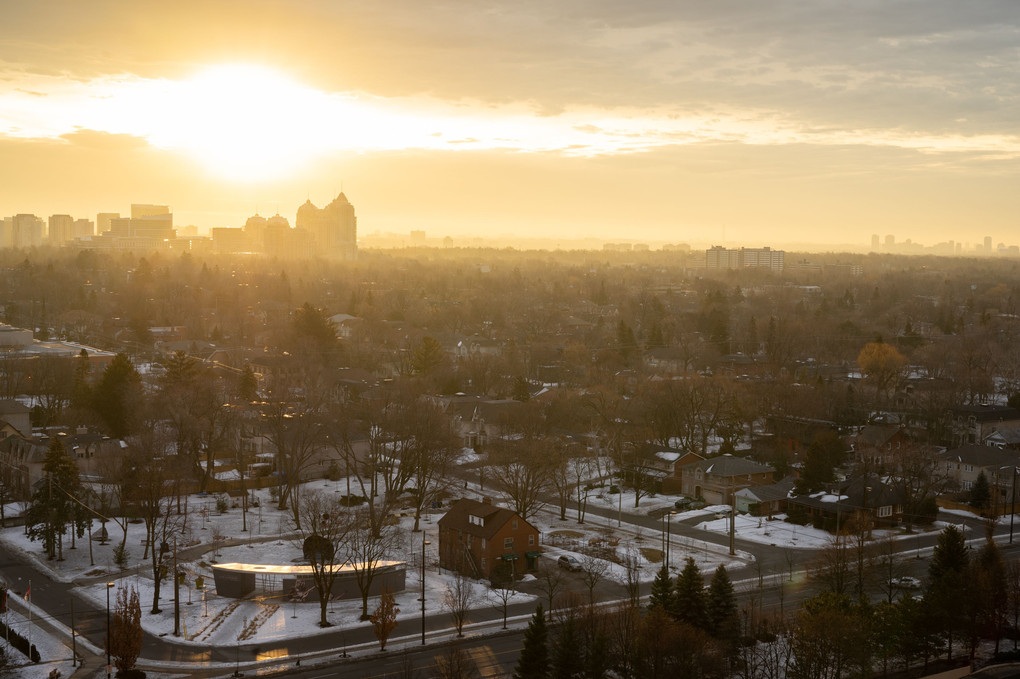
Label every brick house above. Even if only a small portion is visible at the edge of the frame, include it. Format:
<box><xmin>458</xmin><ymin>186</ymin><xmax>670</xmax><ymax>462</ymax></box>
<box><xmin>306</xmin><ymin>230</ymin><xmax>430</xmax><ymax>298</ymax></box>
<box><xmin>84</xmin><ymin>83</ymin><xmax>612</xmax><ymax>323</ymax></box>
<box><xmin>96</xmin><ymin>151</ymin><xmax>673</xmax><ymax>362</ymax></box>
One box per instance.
<box><xmin>678</xmin><ymin>454</ymin><xmax>776</xmax><ymax>505</ymax></box>
<box><xmin>437</xmin><ymin>498</ymin><xmax>541</xmax><ymax>579</ymax></box>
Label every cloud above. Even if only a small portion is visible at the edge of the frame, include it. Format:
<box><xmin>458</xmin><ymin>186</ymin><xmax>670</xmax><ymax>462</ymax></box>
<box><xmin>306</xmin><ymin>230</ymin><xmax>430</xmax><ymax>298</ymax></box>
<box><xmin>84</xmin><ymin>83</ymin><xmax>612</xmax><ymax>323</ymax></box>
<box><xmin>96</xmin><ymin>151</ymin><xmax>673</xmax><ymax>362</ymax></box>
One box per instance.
<box><xmin>59</xmin><ymin>129</ymin><xmax>150</xmax><ymax>150</ymax></box>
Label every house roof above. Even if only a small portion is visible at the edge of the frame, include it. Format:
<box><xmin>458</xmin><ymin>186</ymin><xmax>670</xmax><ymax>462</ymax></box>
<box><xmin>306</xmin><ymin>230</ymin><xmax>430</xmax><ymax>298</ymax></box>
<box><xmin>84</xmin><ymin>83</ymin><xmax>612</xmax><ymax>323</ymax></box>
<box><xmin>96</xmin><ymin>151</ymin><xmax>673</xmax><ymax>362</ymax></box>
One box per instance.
<box><xmin>681</xmin><ymin>454</ymin><xmax>774</xmax><ymax>477</ymax></box>
<box><xmin>938</xmin><ymin>445</ymin><xmax>1020</xmax><ymax>470</ymax></box>
<box><xmin>438</xmin><ymin>498</ymin><xmax>533</xmax><ymax>540</ymax></box>
<box><xmin>950</xmin><ymin>404</ymin><xmax>1020</xmax><ymax>422</ymax></box>
<box><xmin>854</xmin><ymin>424</ymin><xmax>906</xmax><ymax>448</ymax></box>
<box><xmin>735</xmin><ymin>477</ymin><xmax>795</xmax><ymax>503</ymax></box>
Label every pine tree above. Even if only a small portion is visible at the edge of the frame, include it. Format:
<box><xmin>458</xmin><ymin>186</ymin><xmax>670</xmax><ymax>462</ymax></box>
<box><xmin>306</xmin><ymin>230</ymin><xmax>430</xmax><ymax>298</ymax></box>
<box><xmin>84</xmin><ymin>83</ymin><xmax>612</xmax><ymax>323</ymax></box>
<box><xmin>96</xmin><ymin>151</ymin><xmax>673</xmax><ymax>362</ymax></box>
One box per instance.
<box><xmin>925</xmin><ymin>525</ymin><xmax>971</xmax><ymax>660</ymax></box>
<box><xmin>551</xmin><ymin>616</ymin><xmax>584</xmax><ymax>679</ymax></box>
<box><xmin>514</xmin><ymin>604</ymin><xmax>550</xmax><ymax>679</ymax></box>
<box><xmin>969</xmin><ymin>472</ymin><xmax>991</xmax><ymax>512</ymax></box>
<box><xmin>673</xmin><ymin>557</ymin><xmax>707</xmax><ymax>629</ymax></box>
<box><xmin>26</xmin><ymin>437</ymin><xmax>89</xmax><ymax>560</ymax></box>
<box><xmin>649</xmin><ymin>564</ymin><xmax>674</xmax><ymax>612</ymax></box>
<box><xmin>706</xmin><ymin>565</ymin><xmax>739</xmax><ymax>646</ymax></box>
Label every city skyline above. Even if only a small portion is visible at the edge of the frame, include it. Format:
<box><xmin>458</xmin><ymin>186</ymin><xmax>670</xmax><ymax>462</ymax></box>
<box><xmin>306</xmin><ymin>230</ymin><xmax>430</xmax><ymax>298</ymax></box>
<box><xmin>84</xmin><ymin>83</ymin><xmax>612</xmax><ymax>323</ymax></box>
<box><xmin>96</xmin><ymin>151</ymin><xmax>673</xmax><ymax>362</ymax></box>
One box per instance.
<box><xmin>1</xmin><ymin>2</ymin><xmax>1018</xmax><ymax>247</ymax></box>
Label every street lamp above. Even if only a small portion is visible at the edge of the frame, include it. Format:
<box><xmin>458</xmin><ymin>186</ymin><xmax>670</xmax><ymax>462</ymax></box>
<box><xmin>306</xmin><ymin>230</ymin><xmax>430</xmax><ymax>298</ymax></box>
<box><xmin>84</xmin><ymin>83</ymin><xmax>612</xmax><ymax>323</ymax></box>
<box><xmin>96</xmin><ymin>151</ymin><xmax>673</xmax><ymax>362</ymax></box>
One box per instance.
<box><xmin>105</xmin><ymin>582</ymin><xmax>115</xmax><ymax>679</ymax></box>
<box><xmin>666</xmin><ymin>511</ymin><xmax>677</xmax><ymax>570</ymax></box>
<box><xmin>421</xmin><ymin>533</ymin><xmax>431</xmax><ymax>646</ymax></box>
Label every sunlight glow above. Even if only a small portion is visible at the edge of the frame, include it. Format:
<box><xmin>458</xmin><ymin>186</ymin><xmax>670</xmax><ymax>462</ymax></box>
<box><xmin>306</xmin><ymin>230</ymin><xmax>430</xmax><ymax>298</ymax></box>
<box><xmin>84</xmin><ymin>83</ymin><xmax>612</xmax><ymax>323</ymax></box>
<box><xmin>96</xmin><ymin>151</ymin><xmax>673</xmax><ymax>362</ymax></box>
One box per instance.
<box><xmin>1</xmin><ymin>63</ymin><xmax>1019</xmax><ymax>183</ymax></box>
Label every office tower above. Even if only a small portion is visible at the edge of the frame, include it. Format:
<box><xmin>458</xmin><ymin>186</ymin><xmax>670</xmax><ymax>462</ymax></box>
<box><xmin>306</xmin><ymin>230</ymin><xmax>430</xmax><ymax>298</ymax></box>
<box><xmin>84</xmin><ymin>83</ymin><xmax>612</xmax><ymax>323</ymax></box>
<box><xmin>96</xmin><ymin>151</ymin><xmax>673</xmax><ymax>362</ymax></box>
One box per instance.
<box><xmin>12</xmin><ymin>214</ymin><xmax>45</xmax><ymax>247</ymax></box>
<box><xmin>48</xmin><ymin>214</ymin><xmax>74</xmax><ymax>244</ymax></box>
<box><xmin>985</xmin><ymin>236</ymin><xmax>993</xmax><ymax>253</ymax></box>
<box><xmin>72</xmin><ymin>218</ymin><xmax>94</xmax><ymax>238</ymax></box>
<box><xmin>871</xmin><ymin>234</ymin><xmax>880</xmax><ymax>251</ymax></box>
<box><xmin>97</xmin><ymin>212</ymin><xmax>119</xmax><ymax>233</ymax></box>
<box><xmin>884</xmin><ymin>234</ymin><xmax>894</xmax><ymax>248</ymax></box>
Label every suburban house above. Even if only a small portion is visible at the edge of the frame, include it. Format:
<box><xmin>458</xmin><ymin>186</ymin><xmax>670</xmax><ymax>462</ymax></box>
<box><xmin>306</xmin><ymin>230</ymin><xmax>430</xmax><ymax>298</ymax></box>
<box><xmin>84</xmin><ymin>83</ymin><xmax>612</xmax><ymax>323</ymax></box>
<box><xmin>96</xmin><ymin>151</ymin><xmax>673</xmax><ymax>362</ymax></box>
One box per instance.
<box><xmin>659</xmin><ymin>449</ymin><xmax>705</xmax><ymax>494</ymax></box>
<box><xmin>785</xmin><ymin>474</ymin><xmax>907</xmax><ymax>530</ymax></box>
<box><xmin>766</xmin><ymin>415</ymin><xmax>841</xmax><ymax>460</ymax></box>
<box><xmin>437</xmin><ymin>497</ymin><xmax>541</xmax><ymax>579</ymax></box>
<box><xmin>677</xmin><ymin>454</ymin><xmax>776</xmax><ymax>505</ymax></box>
<box><xmin>734</xmin><ymin>477</ymin><xmax>795</xmax><ymax>516</ymax></box>
<box><xmin>937</xmin><ymin>444</ymin><xmax>1020</xmax><ymax>506</ymax></box>
<box><xmin>946</xmin><ymin>404</ymin><xmax>1020</xmax><ymax>447</ymax></box>
<box><xmin>850</xmin><ymin>424</ymin><xmax>915</xmax><ymax>469</ymax></box>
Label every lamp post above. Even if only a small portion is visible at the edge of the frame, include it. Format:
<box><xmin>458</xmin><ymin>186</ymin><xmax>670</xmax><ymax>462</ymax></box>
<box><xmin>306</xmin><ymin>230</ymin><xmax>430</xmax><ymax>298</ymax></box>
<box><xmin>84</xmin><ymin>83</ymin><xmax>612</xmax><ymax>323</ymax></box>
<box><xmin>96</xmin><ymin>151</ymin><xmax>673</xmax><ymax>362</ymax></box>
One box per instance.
<box><xmin>421</xmin><ymin>533</ymin><xmax>431</xmax><ymax>646</ymax></box>
<box><xmin>105</xmin><ymin>582</ymin><xmax>115</xmax><ymax>679</ymax></box>
<box><xmin>665</xmin><ymin>511</ymin><xmax>676</xmax><ymax>570</ymax></box>
<box><xmin>1011</xmin><ymin>467</ymin><xmax>1017</xmax><ymax>544</ymax></box>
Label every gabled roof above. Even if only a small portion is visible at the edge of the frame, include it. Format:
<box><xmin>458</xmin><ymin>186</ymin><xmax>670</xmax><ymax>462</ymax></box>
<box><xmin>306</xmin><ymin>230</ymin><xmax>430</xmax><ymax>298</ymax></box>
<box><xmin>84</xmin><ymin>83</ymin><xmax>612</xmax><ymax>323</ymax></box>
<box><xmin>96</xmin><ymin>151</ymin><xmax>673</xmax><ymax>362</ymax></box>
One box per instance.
<box><xmin>735</xmin><ymin>477</ymin><xmax>795</xmax><ymax>503</ymax></box>
<box><xmin>938</xmin><ymin>444</ymin><xmax>1020</xmax><ymax>469</ymax></box>
<box><xmin>950</xmin><ymin>404</ymin><xmax>1020</xmax><ymax>422</ymax></box>
<box><xmin>854</xmin><ymin>424</ymin><xmax>906</xmax><ymax>448</ymax></box>
<box><xmin>681</xmin><ymin>454</ymin><xmax>774</xmax><ymax>477</ymax></box>
<box><xmin>438</xmin><ymin>498</ymin><xmax>534</xmax><ymax>540</ymax></box>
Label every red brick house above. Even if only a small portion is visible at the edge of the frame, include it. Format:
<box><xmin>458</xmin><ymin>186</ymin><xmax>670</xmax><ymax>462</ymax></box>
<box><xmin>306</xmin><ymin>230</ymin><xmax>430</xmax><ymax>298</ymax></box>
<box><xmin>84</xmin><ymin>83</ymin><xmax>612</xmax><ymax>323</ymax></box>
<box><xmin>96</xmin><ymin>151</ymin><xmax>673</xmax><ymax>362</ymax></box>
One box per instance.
<box><xmin>438</xmin><ymin>498</ymin><xmax>541</xmax><ymax>579</ymax></box>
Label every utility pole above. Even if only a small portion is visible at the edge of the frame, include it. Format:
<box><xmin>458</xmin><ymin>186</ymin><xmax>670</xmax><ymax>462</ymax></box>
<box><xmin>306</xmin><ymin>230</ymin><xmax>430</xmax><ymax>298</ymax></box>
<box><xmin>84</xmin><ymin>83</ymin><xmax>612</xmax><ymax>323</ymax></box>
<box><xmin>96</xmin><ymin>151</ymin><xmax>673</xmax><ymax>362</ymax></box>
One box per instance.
<box><xmin>173</xmin><ymin>538</ymin><xmax>180</xmax><ymax>636</ymax></box>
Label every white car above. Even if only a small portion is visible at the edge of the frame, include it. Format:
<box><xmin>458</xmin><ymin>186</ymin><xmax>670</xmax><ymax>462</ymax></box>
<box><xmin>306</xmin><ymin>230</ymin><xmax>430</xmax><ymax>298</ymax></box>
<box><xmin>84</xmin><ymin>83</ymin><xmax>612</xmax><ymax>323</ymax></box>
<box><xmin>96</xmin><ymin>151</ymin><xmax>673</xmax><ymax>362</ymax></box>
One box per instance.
<box><xmin>890</xmin><ymin>576</ymin><xmax>922</xmax><ymax>590</ymax></box>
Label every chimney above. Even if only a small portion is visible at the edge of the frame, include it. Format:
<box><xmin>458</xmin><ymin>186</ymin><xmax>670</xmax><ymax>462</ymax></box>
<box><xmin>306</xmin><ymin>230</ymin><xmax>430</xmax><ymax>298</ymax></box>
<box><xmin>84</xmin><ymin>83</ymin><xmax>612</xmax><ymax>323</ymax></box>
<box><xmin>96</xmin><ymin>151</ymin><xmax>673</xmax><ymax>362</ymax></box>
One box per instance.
<box><xmin>482</xmin><ymin>497</ymin><xmax>493</xmax><ymax>505</ymax></box>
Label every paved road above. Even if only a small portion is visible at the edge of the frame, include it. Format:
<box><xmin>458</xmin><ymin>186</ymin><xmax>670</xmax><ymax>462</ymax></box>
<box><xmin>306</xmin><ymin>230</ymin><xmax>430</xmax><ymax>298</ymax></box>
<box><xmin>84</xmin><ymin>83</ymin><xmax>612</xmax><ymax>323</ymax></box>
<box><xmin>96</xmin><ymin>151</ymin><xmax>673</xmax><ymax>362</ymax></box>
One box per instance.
<box><xmin>0</xmin><ymin>505</ymin><xmax>1009</xmax><ymax>677</ymax></box>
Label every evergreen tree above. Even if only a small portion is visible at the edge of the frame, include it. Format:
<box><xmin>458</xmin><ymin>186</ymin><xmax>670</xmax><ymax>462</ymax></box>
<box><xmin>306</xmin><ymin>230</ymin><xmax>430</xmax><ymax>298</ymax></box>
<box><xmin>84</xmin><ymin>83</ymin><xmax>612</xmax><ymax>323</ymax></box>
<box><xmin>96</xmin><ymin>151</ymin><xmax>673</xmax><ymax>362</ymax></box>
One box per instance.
<box><xmin>925</xmin><ymin>525</ymin><xmax>971</xmax><ymax>660</ymax></box>
<box><xmin>551</xmin><ymin>616</ymin><xmax>584</xmax><ymax>679</ymax></box>
<box><xmin>969</xmin><ymin>471</ymin><xmax>991</xmax><ymax>512</ymax></box>
<box><xmin>673</xmin><ymin>557</ymin><xmax>707</xmax><ymax>629</ymax></box>
<box><xmin>649</xmin><ymin>564</ymin><xmax>674</xmax><ymax>612</ymax></box>
<box><xmin>26</xmin><ymin>437</ymin><xmax>89</xmax><ymax>560</ymax></box>
<box><xmin>237</xmin><ymin>364</ymin><xmax>258</xmax><ymax>402</ymax></box>
<box><xmin>93</xmin><ymin>352</ymin><xmax>143</xmax><ymax>438</ymax></box>
<box><xmin>706</xmin><ymin>564</ymin><xmax>739</xmax><ymax>645</ymax></box>
<box><xmin>514</xmin><ymin>604</ymin><xmax>550</xmax><ymax>679</ymax></box>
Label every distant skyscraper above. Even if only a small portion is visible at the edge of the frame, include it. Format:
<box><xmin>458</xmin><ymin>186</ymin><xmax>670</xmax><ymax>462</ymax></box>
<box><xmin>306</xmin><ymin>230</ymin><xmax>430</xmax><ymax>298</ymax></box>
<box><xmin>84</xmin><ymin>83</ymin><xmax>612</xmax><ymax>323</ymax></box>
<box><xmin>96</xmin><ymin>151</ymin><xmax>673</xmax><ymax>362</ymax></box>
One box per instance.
<box><xmin>984</xmin><ymin>236</ymin><xmax>992</xmax><ymax>252</ymax></box>
<box><xmin>72</xmin><ymin>218</ymin><xmax>94</xmax><ymax>239</ymax></box>
<box><xmin>12</xmin><ymin>214</ymin><xmax>44</xmax><ymax>247</ymax></box>
<box><xmin>295</xmin><ymin>192</ymin><xmax>358</xmax><ymax>259</ymax></box>
<box><xmin>0</xmin><ymin>217</ymin><xmax>12</xmax><ymax>248</ymax></box>
<box><xmin>884</xmin><ymin>234</ymin><xmax>894</xmax><ymax>248</ymax></box>
<box><xmin>131</xmin><ymin>204</ymin><xmax>170</xmax><ymax>219</ymax></box>
<box><xmin>48</xmin><ymin>214</ymin><xmax>74</xmax><ymax>244</ymax></box>
<box><xmin>97</xmin><ymin>212</ymin><xmax>119</xmax><ymax>233</ymax></box>
<box><xmin>871</xmin><ymin>234</ymin><xmax>880</xmax><ymax>251</ymax></box>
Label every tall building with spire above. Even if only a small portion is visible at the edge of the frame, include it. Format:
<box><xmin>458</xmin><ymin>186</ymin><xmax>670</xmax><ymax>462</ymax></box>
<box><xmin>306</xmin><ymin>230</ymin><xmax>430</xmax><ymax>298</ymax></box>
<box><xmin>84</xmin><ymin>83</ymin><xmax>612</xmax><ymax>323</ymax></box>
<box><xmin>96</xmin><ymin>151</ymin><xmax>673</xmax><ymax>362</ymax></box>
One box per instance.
<box><xmin>295</xmin><ymin>192</ymin><xmax>358</xmax><ymax>260</ymax></box>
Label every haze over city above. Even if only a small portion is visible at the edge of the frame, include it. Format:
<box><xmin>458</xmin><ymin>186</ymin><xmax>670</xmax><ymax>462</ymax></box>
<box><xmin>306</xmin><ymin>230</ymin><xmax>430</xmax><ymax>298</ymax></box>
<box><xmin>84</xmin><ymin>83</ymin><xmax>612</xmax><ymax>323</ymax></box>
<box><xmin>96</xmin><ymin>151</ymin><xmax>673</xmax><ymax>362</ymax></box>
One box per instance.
<box><xmin>2</xmin><ymin>1</ymin><xmax>1018</xmax><ymax>250</ymax></box>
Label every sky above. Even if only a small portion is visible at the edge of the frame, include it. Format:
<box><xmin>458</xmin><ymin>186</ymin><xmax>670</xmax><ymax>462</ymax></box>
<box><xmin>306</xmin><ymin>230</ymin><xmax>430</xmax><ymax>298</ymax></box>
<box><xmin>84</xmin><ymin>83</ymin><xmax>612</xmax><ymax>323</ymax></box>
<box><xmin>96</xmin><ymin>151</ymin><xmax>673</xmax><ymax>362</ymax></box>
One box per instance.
<box><xmin>1</xmin><ymin>1</ymin><xmax>1018</xmax><ymax>249</ymax></box>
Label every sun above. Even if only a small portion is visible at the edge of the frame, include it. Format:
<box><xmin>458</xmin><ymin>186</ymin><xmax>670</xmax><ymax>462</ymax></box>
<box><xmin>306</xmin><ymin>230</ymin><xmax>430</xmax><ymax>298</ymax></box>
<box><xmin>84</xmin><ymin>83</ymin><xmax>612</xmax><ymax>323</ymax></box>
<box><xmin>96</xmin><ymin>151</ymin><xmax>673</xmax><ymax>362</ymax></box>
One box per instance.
<box><xmin>150</xmin><ymin>64</ymin><xmax>337</xmax><ymax>182</ymax></box>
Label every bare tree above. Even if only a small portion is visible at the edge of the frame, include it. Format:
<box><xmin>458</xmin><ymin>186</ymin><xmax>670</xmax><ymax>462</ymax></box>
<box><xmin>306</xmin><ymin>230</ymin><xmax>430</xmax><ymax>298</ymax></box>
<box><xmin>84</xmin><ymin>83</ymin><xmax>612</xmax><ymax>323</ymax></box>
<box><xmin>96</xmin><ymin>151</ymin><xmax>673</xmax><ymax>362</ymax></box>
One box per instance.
<box><xmin>346</xmin><ymin>508</ymin><xmax>399</xmax><ymax>620</ymax></box>
<box><xmin>491</xmin><ymin>438</ymin><xmax>548</xmax><ymax>521</ymax></box>
<box><xmin>298</xmin><ymin>490</ymin><xmax>355</xmax><ymax>627</ymax></box>
<box><xmin>431</xmin><ymin>642</ymin><xmax>479</xmax><ymax>679</ymax></box>
<box><xmin>488</xmin><ymin>583</ymin><xmax>519</xmax><ymax>630</ymax></box>
<box><xmin>579</xmin><ymin>555</ymin><xmax>611</xmax><ymax>607</ymax></box>
<box><xmin>443</xmin><ymin>573</ymin><xmax>476</xmax><ymax>637</ymax></box>
<box><xmin>369</xmin><ymin>588</ymin><xmax>399</xmax><ymax>651</ymax></box>
<box><xmin>535</xmin><ymin>562</ymin><xmax>568</xmax><ymax>613</ymax></box>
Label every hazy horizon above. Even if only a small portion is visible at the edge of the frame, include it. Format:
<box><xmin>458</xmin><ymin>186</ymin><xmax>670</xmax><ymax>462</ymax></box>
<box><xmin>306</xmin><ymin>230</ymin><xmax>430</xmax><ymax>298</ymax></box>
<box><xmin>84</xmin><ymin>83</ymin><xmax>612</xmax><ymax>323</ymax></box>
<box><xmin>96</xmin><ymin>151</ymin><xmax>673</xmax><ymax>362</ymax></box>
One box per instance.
<box><xmin>2</xmin><ymin>1</ymin><xmax>1018</xmax><ymax>247</ymax></box>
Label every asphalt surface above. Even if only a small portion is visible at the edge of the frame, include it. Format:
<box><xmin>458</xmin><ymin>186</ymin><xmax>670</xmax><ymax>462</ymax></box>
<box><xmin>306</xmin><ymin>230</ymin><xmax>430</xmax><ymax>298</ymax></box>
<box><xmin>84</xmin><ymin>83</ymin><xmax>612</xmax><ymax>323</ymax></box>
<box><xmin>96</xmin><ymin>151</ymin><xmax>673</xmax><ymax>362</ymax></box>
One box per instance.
<box><xmin>0</xmin><ymin>503</ymin><xmax>1007</xmax><ymax>678</ymax></box>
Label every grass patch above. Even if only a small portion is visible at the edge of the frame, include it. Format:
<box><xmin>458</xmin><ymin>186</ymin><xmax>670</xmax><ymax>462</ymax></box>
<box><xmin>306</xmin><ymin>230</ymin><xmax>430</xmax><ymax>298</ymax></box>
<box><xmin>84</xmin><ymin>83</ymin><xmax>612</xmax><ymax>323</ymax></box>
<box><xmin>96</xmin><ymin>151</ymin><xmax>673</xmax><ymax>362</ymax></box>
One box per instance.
<box><xmin>640</xmin><ymin>547</ymin><xmax>664</xmax><ymax>563</ymax></box>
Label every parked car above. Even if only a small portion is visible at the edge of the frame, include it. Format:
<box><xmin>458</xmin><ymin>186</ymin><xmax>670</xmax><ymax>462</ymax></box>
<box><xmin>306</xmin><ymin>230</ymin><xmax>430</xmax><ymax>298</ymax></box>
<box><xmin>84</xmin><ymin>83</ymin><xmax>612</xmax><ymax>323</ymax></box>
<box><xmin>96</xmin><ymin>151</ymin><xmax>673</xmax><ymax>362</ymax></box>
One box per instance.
<box><xmin>890</xmin><ymin>576</ymin><xmax>922</xmax><ymax>590</ymax></box>
<box><xmin>674</xmin><ymin>497</ymin><xmax>693</xmax><ymax>510</ymax></box>
<box><xmin>557</xmin><ymin>555</ymin><xmax>583</xmax><ymax>572</ymax></box>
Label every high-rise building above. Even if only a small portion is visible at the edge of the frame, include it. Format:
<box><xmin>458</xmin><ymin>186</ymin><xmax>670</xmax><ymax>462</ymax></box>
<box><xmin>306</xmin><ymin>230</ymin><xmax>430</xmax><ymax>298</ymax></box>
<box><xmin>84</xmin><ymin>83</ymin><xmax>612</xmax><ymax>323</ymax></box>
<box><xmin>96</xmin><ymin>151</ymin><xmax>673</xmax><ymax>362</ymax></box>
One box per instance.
<box><xmin>871</xmin><ymin>234</ymin><xmax>880</xmax><ymax>251</ymax></box>
<box><xmin>97</xmin><ymin>212</ymin><xmax>119</xmax><ymax>234</ymax></box>
<box><xmin>295</xmin><ymin>192</ymin><xmax>358</xmax><ymax>259</ymax></box>
<box><xmin>12</xmin><ymin>214</ymin><xmax>45</xmax><ymax>248</ymax></box>
<box><xmin>131</xmin><ymin>204</ymin><xmax>170</xmax><ymax>219</ymax></box>
<box><xmin>0</xmin><ymin>217</ymin><xmax>12</xmax><ymax>248</ymax></box>
<box><xmin>48</xmin><ymin>214</ymin><xmax>74</xmax><ymax>244</ymax></box>
<box><xmin>705</xmin><ymin>245</ymin><xmax>785</xmax><ymax>272</ymax></box>
<box><xmin>884</xmin><ymin>234</ymin><xmax>894</xmax><ymax>248</ymax></box>
<box><xmin>72</xmin><ymin>218</ymin><xmax>94</xmax><ymax>239</ymax></box>
<box><xmin>984</xmin><ymin>236</ymin><xmax>993</xmax><ymax>253</ymax></box>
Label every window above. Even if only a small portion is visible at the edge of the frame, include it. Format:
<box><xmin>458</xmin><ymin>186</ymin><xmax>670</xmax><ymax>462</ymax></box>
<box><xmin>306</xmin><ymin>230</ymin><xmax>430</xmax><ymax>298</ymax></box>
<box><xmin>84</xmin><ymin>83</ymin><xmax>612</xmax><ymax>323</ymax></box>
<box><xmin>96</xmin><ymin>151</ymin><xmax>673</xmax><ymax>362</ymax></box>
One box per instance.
<box><xmin>528</xmin><ymin>534</ymin><xmax>535</xmax><ymax>546</ymax></box>
<box><xmin>877</xmin><ymin>506</ymin><xmax>892</xmax><ymax>518</ymax></box>
<box><xmin>512</xmin><ymin>518</ymin><xmax>518</xmax><ymax>530</ymax></box>
<box><xmin>469</xmin><ymin>515</ymin><xmax>484</xmax><ymax>527</ymax></box>
<box><xmin>481</xmin><ymin>558</ymin><xmax>486</xmax><ymax>570</ymax></box>
<box><xmin>504</xmin><ymin>537</ymin><xmax>514</xmax><ymax>550</ymax></box>
<box><xmin>481</xmin><ymin>538</ymin><xmax>486</xmax><ymax>550</ymax></box>
<box><xmin>964</xmin><ymin>465</ymin><xmax>974</xmax><ymax>472</ymax></box>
